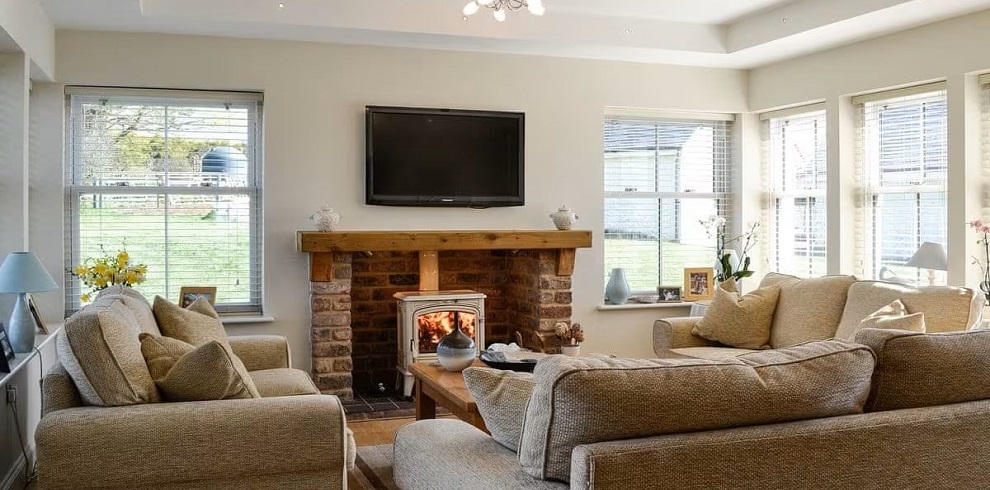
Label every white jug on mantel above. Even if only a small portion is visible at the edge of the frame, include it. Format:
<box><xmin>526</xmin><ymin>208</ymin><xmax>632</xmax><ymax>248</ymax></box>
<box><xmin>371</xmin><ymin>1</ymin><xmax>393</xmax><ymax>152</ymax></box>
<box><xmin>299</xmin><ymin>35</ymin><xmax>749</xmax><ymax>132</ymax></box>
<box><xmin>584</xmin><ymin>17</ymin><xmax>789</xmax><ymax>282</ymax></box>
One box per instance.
<box><xmin>310</xmin><ymin>204</ymin><xmax>341</xmax><ymax>232</ymax></box>
<box><xmin>550</xmin><ymin>205</ymin><xmax>579</xmax><ymax>231</ymax></box>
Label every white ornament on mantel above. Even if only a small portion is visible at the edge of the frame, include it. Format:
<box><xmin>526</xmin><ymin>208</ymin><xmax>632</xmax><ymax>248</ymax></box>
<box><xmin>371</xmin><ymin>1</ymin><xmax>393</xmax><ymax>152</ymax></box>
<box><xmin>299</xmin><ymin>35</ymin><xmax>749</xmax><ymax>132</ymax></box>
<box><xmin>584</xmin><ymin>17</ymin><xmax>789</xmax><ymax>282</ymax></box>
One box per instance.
<box><xmin>309</xmin><ymin>204</ymin><xmax>341</xmax><ymax>232</ymax></box>
<box><xmin>550</xmin><ymin>205</ymin><xmax>579</xmax><ymax>231</ymax></box>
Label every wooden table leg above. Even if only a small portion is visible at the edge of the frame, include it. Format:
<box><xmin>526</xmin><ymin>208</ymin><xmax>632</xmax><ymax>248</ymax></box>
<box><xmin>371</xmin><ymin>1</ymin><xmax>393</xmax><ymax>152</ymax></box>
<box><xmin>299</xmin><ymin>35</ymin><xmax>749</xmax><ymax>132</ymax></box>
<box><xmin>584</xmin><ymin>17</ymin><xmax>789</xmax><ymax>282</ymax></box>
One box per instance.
<box><xmin>414</xmin><ymin>378</ymin><xmax>436</xmax><ymax>421</ymax></box>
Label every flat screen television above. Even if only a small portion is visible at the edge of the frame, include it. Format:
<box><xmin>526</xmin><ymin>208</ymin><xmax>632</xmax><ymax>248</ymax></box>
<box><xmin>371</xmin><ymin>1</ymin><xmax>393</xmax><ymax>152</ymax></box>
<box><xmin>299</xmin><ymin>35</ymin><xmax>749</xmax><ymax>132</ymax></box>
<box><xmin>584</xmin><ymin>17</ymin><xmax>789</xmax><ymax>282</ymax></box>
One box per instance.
<box><xmin>366</xmin><ymin>106</ymin><xmax>525</xmax><ymax>207</ymax></box>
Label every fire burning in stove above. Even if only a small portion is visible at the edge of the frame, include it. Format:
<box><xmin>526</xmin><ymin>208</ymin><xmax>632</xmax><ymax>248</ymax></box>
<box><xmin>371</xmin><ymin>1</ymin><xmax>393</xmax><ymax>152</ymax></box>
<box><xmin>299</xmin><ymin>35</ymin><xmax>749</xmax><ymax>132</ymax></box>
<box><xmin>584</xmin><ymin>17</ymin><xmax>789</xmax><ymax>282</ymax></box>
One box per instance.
<box><xmin>417</xmin><ymin>311</ymin><xmax>477</xmax><ymax>354</ymax></box>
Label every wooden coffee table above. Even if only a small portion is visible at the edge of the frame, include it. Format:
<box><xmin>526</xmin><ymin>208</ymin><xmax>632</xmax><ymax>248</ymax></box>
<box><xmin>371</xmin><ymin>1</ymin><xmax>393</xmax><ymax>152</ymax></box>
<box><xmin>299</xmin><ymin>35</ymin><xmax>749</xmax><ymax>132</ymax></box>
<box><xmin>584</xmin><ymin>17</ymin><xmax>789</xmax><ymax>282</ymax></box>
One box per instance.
<box><xmin>409</xmin><ymin>361</ymin><xmax>488</xmax><ymax>433</ymax></box>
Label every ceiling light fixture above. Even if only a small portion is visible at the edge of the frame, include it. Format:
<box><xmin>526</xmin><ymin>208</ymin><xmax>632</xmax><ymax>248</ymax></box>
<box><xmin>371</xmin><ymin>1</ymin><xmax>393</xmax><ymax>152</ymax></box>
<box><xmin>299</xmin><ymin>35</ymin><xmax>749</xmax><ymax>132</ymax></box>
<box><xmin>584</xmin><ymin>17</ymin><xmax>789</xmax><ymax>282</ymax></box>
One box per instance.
<box><xmin>462</xmin><ymin>0</ymin><xmax>545</xmax><ymax>22</ymax></box>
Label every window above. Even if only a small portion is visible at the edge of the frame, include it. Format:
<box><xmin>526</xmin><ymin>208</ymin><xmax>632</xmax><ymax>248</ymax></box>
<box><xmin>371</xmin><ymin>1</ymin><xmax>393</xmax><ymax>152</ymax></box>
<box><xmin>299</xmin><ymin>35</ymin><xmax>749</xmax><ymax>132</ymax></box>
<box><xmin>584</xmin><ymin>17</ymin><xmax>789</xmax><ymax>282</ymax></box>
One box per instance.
<box><xmin>65</xmin><ymin>87</ymin><xmax>263</xmax><ymax>315</ymax></box>
<box><xmin>983</xmin><ymin>74</ymin><xmax>990</xmax><ymax>216</ymax></box>
<box><xmin>762</xmin><ymin>107</ymin><xmax>827</xmax><ymax>277</ymax></box>
<box><xmin>603</xmin><ymin>112</ymin><xmax>733</xmax><ymax>293</ymax></box>
<box><xmin>855</xmin><ymin>84</ymin><xmax>947</xmax><ymax>281</ymax></box>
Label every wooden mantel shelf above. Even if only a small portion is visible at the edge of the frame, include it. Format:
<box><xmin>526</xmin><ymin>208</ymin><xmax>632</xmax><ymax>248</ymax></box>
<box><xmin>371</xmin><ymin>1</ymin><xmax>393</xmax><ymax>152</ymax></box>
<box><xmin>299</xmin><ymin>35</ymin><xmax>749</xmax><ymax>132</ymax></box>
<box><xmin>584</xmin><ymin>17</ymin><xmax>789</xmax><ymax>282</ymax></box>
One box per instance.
<box><xmin>297</xmin><ymin>230</ymin><xmax>592</xmax><ymax>253</ymax></box>
<box><xmin>297</xmin><ymin>230</ymin><xmax>592</xmax><ymax>285</ymax></box>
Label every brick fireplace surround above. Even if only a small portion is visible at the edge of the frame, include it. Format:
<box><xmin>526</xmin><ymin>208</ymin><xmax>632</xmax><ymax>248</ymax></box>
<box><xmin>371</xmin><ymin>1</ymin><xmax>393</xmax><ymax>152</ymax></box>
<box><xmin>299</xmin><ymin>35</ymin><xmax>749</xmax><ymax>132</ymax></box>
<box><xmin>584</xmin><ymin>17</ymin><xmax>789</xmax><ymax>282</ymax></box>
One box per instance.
<box><xmin>297</xmin><ymin>230</ymin><xmax>593</xmax><ymax>398</ymax></box>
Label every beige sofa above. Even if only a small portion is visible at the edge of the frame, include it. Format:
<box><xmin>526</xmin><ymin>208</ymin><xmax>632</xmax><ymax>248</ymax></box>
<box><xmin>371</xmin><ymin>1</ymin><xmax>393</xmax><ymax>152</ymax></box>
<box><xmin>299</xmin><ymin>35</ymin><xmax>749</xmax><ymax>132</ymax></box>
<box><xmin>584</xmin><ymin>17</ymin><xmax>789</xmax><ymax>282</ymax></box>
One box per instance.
<box><xmin>35</xmin><ymin>288</ymin><xmax>350</xmax><ymax>489</ymax></box>
<box><xmin>653</xmin><ymin>273</ymin><xmax>982</xmax><ymax>358</ymax></box>
<box><xmin>392</xmin><ymin>275</ymin><xmax>990</xmax><ymax>490</ymax></box>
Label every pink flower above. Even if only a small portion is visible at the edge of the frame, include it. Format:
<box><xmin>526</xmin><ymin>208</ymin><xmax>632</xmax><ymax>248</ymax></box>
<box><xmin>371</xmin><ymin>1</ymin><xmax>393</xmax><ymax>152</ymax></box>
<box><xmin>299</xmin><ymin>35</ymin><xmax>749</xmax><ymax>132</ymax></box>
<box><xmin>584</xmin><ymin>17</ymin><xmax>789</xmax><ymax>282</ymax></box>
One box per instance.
<box><xmin>981</xmin><ymin>225</ymin><xmax>990</xmax><ymax>235</ymax></box>
<box><xmin>971</xmin><ymin>219</ymin><xmax>985</xmax><ymax>230</ymax></box>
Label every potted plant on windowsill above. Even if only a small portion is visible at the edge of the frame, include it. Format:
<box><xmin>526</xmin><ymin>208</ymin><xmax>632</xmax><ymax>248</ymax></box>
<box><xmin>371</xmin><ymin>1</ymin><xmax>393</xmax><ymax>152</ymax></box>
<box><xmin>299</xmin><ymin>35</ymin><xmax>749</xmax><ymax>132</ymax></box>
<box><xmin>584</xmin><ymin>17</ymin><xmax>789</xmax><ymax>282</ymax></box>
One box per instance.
<box><xmin>555</xmin><ymin>321</ymin><xmax>585</xmax><ymax>357</ymax></box>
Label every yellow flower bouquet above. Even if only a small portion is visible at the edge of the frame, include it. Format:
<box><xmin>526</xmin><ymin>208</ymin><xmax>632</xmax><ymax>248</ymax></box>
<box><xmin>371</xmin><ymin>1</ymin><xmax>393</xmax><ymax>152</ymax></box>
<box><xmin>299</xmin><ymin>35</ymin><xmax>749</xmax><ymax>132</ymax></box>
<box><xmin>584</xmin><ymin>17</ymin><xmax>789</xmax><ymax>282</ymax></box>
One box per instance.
<box><xmin>71</xmin><ymin>247</ymin><xmax>147</xmax><ymax>302</ymax></box>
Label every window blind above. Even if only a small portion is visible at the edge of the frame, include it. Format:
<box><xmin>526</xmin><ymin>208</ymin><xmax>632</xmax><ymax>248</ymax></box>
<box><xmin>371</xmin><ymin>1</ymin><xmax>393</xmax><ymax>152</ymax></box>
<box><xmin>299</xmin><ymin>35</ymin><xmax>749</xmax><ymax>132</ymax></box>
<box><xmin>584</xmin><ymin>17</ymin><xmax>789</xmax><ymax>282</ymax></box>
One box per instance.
<box><xmin>762</xmin><ymin>108</ymin><xmax>827</xmax><ymax>277</ymax></box>
<box><xmin>603</xmin><ymin>115</ymin><xmax>733</xmax><ymax>293</ymax></box>
<box><xmin>65</xmin><ymin>87</ymin><xmax>264</xmax><ymax>315</ymax></box>
<box><xmin>982</xmin><ymin>80</ymin><xmax>990</xmax><ymax>219</ymax></box>
<box><xmin>855</xmin><ymin>86</ymin><xmax>947</xmax><ymax>282</ymax></box>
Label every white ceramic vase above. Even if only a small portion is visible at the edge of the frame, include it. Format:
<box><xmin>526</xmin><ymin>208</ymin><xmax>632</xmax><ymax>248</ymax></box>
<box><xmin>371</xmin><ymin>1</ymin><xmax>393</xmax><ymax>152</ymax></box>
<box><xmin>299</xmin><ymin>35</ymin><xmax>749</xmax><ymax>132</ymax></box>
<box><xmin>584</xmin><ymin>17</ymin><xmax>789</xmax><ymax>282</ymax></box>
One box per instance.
<box><xmin>310</xmin><ymin>204</ymin><xmax>341</xmax><ymax>232</ymax></box>
<box><xmin>560</xmin><ymin>344</ymin><xmax>581</xmax><ymax>357</ymax></box>
<box><xmin>550</xmin><ymin>206</ymin><xmax>579</xmax><ymax>231</ymax></box>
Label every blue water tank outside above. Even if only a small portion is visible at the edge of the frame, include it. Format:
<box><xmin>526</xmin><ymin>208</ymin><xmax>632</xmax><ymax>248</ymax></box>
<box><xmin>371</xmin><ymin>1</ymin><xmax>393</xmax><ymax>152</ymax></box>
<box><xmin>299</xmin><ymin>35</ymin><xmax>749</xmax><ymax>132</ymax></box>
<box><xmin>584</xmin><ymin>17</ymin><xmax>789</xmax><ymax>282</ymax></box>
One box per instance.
<box><xmin>201</xmin><ymin>146</ymin><xmax>248</xmax><ymax>174</ymax></box>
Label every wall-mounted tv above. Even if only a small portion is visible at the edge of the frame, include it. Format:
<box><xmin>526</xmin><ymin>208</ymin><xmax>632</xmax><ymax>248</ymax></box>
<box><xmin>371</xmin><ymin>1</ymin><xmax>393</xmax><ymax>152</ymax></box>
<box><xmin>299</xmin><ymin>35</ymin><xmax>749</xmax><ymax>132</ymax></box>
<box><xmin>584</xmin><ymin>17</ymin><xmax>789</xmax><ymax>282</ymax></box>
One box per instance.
<box><xmin>366</xmin><ymin>106</ymin><xmax>525</xmax><ymax>207</ymax></box>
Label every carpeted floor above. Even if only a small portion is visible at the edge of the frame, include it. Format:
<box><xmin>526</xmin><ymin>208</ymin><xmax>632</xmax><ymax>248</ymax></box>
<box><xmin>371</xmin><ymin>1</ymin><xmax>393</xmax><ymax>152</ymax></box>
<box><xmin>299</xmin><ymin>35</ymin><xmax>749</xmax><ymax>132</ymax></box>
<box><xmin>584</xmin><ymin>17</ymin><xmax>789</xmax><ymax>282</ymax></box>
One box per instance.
<box><xmin>348</xmin><ymin>444</ymin><xmax>398</xmax><ymax>490</ymax></box>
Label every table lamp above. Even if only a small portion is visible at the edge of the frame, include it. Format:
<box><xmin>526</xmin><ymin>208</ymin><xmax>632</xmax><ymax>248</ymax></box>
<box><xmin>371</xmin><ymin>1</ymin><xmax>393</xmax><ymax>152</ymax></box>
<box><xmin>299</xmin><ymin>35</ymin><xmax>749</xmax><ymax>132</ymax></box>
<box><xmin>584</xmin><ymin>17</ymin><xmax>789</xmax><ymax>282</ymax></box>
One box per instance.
<box><xmin>905</xmin><ymin>242</ymin><xmax>948</xmax><ymax>287</ymax></box>
<box><xmin>0</xmin><ymin>252</ymin><xmax>58</xmax><ymax>352</ymax></box>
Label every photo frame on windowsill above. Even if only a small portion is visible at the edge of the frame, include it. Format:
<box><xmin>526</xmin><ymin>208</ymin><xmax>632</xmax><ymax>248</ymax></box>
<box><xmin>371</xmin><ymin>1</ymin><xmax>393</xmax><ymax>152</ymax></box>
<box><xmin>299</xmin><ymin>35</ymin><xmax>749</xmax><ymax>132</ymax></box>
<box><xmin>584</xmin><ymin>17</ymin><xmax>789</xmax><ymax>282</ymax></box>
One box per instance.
<box><xmin>28</xmin><ymin>294</ymin><xmax>49</xmax><ymax>335</ymax></box>
<box><xmin>179</xmin><ymin>286</ymin><xmax>218</xmax><ymax>308</ymax></box>
<box><xmin>0</xmin><ymin>325</ymin><xmax>15</xmax><ymax>373</ymax></box>
<box><xmin>683</xmin><ymin>267</ymin><xmax>715</xmax><ymax>302</ymax></box>
<box><xmin>656</xmin><ymin>286</ymin><xmax>683</xmax><ymax>303</ymax></box>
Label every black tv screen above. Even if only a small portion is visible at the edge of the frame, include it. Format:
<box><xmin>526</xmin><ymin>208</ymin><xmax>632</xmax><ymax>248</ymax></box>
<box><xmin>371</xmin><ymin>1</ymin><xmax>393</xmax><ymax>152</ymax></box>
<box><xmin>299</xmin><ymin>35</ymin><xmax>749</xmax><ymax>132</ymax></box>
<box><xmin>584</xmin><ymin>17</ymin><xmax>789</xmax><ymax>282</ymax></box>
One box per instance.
<box><xmin>366</xmin><ymin>106</ymin><xmax>525</xmax><ymax>207</ymax></box>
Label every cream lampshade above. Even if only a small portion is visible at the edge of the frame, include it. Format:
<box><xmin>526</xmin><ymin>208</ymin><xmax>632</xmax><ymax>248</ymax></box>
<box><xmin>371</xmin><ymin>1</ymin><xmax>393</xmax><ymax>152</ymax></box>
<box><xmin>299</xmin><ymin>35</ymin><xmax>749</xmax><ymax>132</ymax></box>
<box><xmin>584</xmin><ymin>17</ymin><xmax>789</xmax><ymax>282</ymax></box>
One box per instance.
<box><xmin>905</xmin><ymin>242</ymin><xmax>948</xmax><ymax>286</ymax></box>
<box><xmin>0</xmin><ymin>252</ymin><xmax>58</xmax><ymax>352</ymax></box>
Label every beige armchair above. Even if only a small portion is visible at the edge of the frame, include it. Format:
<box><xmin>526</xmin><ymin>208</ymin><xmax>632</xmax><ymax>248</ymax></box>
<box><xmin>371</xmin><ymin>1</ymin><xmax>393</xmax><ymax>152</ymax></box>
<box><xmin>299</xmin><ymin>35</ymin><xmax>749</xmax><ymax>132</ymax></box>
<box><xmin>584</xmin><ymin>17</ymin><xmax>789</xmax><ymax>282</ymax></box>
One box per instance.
<box><xmin>36</xmin><ymin>335</ymin><xmax>348</xmax><ymax>490</ymax></box>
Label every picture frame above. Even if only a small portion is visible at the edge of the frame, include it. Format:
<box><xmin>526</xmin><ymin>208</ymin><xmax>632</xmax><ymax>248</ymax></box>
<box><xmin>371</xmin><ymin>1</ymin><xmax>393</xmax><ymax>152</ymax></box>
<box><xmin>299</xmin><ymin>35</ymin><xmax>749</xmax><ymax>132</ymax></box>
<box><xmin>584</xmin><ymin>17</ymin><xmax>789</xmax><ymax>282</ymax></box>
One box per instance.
<box><xmin>179</xmin><ymin>286</ymin><xmax>218</xmax><ymax>308</ymax></box>
<box><xmin>656</xmin><ymin>286</ymin><xmax>683</xmax><ymax>303</ymax></box>
<box><xmin>28</xmin><ymin>294</ymin><xmax>49</xmax><ymax>334</ymax></box>
<box><xmin>0</xmin><ymin>325</ymin><xmax>15</xmax><ymax>373</ymax></box>
<box><xmin>683</xmin><ymin>267</ymin><xmax>715</xmax><ymax>302</ymax></box>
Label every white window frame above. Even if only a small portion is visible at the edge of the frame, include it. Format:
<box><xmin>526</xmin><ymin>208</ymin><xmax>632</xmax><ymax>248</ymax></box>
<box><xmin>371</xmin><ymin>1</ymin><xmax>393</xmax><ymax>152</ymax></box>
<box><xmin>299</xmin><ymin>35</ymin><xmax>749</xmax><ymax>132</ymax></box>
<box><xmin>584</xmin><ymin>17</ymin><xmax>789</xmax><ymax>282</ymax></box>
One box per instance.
<box><xmin>603</xmin><ymin>110</ymin><xmax>734</xmax><ymax>295</ymax></box>
<box><xmin>854</xmin><ymin>83</ymin><xmax>947</xmax><ymax>281</ymax></box>
<box><xmin>761</xmin><ymin>105</ymin><xmax>827</xmax><ymax>277</ymax></box>
<box><xmin>64</xmin><ymin>87</ymin><xmax>264</xmax><ymax>315</ymax></box>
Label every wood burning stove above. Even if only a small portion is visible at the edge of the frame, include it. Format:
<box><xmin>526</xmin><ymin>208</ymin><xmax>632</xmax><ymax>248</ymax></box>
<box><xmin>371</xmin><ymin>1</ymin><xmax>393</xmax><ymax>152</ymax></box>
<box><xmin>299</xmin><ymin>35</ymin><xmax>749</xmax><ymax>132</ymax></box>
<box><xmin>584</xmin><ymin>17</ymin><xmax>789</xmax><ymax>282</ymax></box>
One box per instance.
<box><xmin>395</xmin><ymin>290</ymin><xmax>486</xmax><ymax>396</ymax></box>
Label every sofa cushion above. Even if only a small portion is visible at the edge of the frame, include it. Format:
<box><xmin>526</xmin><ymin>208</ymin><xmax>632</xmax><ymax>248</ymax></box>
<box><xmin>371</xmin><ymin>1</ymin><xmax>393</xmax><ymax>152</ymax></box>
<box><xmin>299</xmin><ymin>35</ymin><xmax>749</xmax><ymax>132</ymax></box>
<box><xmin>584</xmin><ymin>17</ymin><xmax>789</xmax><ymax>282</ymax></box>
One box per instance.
<box><xmin>463</xmin><ymin>367</ymin><xmax>535</xmax><ymax>452</ymax></box>
<box><xmin>249</xmin><ymin>368</ymin><xmax>320</xmax><ymax>397</ymax></box>
<box><xmin>154</xmin><ymin>341</ymin><xmax>261</xmax><ymax>401</ymax></box>
<box><xmin>153</xmin><ymin>295</ymin><xmax>228</xmax><ymax>347</ymax></box>
<box><xmin>139</xmin><ymin>333</ymin><xmax>195</xmax><ymax>380</ymax></box>
<box><xmin>669</xmin><ymin>346</ymin><xmax>758</xmax><ymax>359</ymax></box>
<box><xmin>692</xmin><ymin>284</ymin><xmax>779</xmax><ymax>349</ymax></box>
<box><xmin>517</xmin><ymin>340</ymin><xmax>875</xmax><ymax>482</ymax></box>
<box><xmin>855</xmin><ymin>328</ymin><xmax>990</xmax><ymax>411</ymax></box>
<box><xmin>95</xmin><ymin>286</ymin><xmax>160</xmax><ymax>335</ymax></box>
<box><xmin>835</xmin><ymin>281</ymin><xmax>980</xmax><ymax>339</ymax></box>
<box><xmin>759</xmin><ymin>273</ymin><xmax>857</xmax><ymax>348</ymax></box>
<box><xmin>57</xmin><ymin>300</ymin><xmax>160</xmax><ymax>406</ymax></box>
<box><xmin>845</xmin><ymin>300</ymin><xmax>925</xmax><ymax>340</ymax></box>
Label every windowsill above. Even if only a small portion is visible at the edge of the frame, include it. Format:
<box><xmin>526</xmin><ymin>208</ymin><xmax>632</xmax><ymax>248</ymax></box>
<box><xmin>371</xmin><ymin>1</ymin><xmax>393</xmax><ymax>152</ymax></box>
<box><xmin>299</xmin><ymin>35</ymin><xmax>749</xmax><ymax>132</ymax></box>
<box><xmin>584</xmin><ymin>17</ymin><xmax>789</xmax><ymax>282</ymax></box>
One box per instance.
<box><xmin>597</xmin><ymin>302</ymin><xmax>694</xmax><ymax>311</ymax></box>
<box><xmin>221</xmin><ymin>315</ymin><xmax>275</xmax><ymax>325</ymax></box>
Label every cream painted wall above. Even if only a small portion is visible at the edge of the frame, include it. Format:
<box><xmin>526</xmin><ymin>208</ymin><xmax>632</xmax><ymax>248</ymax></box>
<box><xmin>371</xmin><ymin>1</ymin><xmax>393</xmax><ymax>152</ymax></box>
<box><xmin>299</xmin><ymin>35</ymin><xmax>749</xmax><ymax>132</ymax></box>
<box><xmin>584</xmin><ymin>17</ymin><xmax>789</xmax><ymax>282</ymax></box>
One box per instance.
<box><xmin>749</xmin><ymin>10</ymin><xmax>990</xmax><ymax>289</ymax></box>
<box><xmin>51</xmin><ymin>30</ymin><xmax>748</xmax><ymax>367</ymax></box>
<box><xmin>0</xmin><ymin>0</ymin><xmax>55</xmax><ymax>80</ymax></box>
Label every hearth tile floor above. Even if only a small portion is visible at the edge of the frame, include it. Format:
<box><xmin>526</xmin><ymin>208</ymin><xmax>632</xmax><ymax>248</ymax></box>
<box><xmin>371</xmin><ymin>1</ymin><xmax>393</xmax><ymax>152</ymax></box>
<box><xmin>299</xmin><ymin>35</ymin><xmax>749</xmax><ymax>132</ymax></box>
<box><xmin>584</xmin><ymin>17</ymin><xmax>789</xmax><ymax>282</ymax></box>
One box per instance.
<box><xmin>342</xmin><ymin>393</ymin><xmax>416</xmax><ymax>421</ymax></box>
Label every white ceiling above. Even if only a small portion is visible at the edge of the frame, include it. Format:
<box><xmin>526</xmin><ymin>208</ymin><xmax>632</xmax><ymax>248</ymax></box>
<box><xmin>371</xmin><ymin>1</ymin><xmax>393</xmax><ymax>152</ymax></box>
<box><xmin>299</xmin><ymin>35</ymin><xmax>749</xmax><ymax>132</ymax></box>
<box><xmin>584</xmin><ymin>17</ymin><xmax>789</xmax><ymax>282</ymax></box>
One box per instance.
<box><xmin>38</xmin><ymin>0</ymin><xmax>990</xmax><ymax>68</ymax></box>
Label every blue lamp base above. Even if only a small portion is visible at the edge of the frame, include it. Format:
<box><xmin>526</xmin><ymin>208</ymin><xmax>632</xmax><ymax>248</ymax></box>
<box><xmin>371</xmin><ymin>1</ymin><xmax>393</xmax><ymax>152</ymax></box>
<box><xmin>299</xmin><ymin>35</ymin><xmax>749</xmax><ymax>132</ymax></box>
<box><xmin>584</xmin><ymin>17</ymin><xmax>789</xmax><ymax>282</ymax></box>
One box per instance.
<box><xmin>8</xmin><ymin>293</ymin><xmax>36</xmax><ymax>353</ymax></box>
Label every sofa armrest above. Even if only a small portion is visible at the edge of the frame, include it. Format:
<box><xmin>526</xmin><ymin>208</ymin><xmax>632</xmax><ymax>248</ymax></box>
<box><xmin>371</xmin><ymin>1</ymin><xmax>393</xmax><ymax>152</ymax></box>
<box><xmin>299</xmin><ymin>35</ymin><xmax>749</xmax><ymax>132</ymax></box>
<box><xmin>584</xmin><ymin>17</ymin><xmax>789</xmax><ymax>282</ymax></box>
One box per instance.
<box><xmin>43</xmin><ymin>364</ymin><xmax>82</xmax><ymax>416</ymax></box>
<box><xmin>37</xmin><ymin>395</ymin><xmax>346</xmax><ymax>490</ymax></box>
<box><xmin>229</xmin><ymin>334</ymin><xmax>291</xmax><ymax>370</ymax></box>
<box><xmin>653</xmin><ymin>317</ymin><xmax>718</xmax><ymax>354</ymax></box>
<box><xmin>569</xmin><ymin>400</ymin><xmax>990</xmax><ymax>490</ymax></box>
